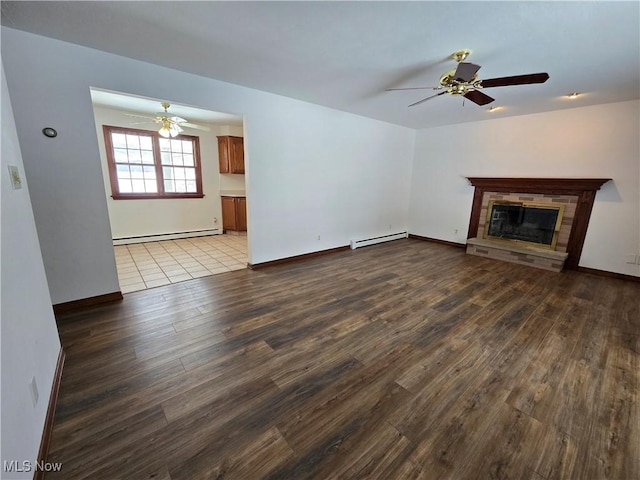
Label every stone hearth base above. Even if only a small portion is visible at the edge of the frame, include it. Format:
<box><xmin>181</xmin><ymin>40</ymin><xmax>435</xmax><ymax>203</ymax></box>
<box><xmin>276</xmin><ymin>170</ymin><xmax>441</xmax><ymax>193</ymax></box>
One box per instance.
<box><xmin>466</xmin><ymin>237</ymin><xmax>569</xmax><ymax>273</ymax></box>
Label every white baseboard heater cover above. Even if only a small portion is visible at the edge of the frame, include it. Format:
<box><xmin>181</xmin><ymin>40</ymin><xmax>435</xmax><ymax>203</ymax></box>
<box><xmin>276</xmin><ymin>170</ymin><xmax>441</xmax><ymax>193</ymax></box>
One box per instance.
<box><xmin>350</xmin><ymin>231</ymin><xmax>408</xmax><ymax>250</ymax></box>
<box><xmin>113</xmin><ymin>228</ymin><xmax>221</xmax><ymax>246</ymax></box>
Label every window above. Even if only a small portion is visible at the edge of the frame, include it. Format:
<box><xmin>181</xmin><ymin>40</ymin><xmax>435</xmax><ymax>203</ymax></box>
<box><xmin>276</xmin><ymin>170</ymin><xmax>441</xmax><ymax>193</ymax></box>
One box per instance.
<box><xmin>103</xmin><ymin>125</ymin><xmax>203</xmax><ymax>199</ymax></box>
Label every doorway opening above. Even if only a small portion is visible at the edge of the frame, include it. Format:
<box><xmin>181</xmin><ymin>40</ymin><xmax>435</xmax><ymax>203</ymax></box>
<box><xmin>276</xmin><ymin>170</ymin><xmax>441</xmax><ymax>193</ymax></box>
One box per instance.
<box><xmin>90</xmin><ymin>88</ymin><xmax>248</xmax><ymax>293</ymax></box>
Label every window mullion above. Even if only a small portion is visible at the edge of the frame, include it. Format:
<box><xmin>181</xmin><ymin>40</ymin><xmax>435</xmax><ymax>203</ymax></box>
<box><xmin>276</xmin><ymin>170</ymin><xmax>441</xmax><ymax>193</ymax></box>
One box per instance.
<box><xmin>152</xmin><ymin>133</ymin><xmax>164</xmax><ymax>194</ymax></box>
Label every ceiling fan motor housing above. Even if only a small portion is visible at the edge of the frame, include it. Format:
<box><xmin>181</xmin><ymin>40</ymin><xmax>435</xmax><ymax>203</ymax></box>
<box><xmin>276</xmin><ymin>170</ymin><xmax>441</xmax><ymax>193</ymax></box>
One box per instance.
<box><xmin>439</xmin><ymin>70</ymin><xmax>456</xmax><ymax>87</ymax></box>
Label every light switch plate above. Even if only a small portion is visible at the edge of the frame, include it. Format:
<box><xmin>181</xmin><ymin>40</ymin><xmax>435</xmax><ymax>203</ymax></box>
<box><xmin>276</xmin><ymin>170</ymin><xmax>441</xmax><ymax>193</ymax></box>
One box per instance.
<box><xmin>8</xmin><ymin>165</ymin><xmax>22</xmax><ymax>190</ymax></box>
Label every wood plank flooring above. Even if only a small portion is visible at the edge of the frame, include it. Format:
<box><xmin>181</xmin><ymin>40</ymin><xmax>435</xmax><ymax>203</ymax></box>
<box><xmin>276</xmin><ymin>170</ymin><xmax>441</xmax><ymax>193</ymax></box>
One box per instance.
<box><xmin>48</xmin><ymin>239</ymin><xmax>640</xmax><ymax>479</ymax></box>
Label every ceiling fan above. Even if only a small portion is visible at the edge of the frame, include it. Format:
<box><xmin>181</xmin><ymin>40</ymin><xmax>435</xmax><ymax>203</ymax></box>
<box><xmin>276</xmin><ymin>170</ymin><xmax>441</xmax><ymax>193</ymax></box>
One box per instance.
<box><xmin>125</xmin><ymin>102</ymin><xmax>211</xmax><ymax>137</ymax></box>
<box><xmin>386</xmin><ymin>50</ymin><xmax>549</xmax><ymax>107</ymax></box>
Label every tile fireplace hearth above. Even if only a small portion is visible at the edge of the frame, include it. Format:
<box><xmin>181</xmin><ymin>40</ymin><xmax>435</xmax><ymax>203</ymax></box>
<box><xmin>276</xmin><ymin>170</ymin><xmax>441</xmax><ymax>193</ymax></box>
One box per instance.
<box><xmin>465</xmin><ymin>177</ymin><xmax>610</xmax><ymax>271</ymax></box>
<box><xmin>467</xmin><ymin>237</ymin><xmax>569</xmax><ymax>272</ymax></box>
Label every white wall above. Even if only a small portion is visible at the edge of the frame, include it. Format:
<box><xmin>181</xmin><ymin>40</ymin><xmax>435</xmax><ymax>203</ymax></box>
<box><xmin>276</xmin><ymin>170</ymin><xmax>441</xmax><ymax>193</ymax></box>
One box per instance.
<box><xmin>1</xmin><ymin>28</ymin><xmax>415</xmax><ymax>303</ymax></box>
<box><xmin>92</xmin><ymin>105</ymin><xmax>241</xmax><ymax>239</ymax></box>
<box><xmin>219</xmin><ymin>173</ymin><xmax>246</xmax><ymax>193</ymax></box>
<box><xmin>1</xmin><ymin>63</ymin><xmax>62</xmax><ymax>478</ymax></box>
<box><xmin>409</xmin><ymin>100</ymin><xmax>640</xmax><ymax>277</ymax></box>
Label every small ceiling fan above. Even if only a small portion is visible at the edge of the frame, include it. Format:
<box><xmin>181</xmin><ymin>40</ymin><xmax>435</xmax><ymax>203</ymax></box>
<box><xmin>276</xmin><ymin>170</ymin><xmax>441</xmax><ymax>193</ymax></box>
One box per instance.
<box><xmin>125</xmin><ymin>102</ymin><xmax>210</xmax><ymax>137</ymax></box>
<box><xmin>386</xmin><ymin>50</ymin><xmax>549</xmax><ymax>107</ymax></box>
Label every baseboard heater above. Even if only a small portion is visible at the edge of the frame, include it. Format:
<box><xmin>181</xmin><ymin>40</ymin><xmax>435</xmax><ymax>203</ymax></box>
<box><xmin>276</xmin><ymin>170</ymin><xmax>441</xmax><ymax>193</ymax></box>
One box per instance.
<box><xmin>113</xmin><ymin>228</ymin><xmax>221</xmax><ymax>246</ymax></box>
<box><xmin>350</xmin><ymin>231</ymin><xmax>408</xmax><ymax>250</ymax></box>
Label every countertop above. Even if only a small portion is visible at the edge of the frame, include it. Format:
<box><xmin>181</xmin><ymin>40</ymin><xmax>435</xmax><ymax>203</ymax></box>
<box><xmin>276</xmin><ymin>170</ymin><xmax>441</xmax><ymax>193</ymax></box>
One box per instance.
<box><xmin>220</xmin><ymin>190</ymin><xmax>246</xmax><ymax>197</ymax></box>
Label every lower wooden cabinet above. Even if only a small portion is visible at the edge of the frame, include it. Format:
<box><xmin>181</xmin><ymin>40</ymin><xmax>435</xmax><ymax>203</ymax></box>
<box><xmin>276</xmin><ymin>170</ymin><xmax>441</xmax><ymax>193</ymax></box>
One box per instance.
<box><xmin>221</xmin><ymin>196</ymin><xmax>247</xmax><ymax>232</ymax></box>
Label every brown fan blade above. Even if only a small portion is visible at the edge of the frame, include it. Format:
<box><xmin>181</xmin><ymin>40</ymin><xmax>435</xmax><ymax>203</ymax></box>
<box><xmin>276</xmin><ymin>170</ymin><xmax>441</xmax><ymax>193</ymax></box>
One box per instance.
<box><xmin>464</xmin><ymin>90</ymin><xmax>495</xmax><ymax>106</ymax></box>
<box><xmin>480</xmin><ymin>73</ymin><xmax>549</xmax><ymax>88</ymax></box>
<box><xmin>408</xmin><ymin>91</ymin><xmax>447</xmax><ymax>107</ymax></box>
<box><xmin>454</xmin><ymin>62</ymin><xmax>481</xmax><ymax>82</ymax></box>
<box><xmin>385</xmin><ymin>86</ymin><xmax>438</xmax><ymax>91</ymax></box>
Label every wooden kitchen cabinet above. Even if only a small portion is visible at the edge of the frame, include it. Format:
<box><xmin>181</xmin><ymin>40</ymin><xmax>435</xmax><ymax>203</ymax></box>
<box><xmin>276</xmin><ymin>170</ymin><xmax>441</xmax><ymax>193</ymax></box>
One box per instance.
<box><xmin>221</xmin><ymin>196</ymin><xmax>247</xmax><ymax>232</ymax></box>
<box><xmin>217</xmin><ymin>136</ymin><xmax>244</xmax><ymax>174</ymax></box>
<box><xmin>236</xmin><ymin>197</ymin><xmax>247</xmax><ymax>231</ymax></box>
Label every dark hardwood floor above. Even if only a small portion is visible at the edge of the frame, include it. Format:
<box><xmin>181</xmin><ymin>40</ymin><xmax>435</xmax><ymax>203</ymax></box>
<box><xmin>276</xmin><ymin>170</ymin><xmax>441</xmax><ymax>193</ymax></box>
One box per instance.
<box><xmin>48</xmin><ymin>239</ymin><xmax>639</xmax><ymax>479</ymax></box>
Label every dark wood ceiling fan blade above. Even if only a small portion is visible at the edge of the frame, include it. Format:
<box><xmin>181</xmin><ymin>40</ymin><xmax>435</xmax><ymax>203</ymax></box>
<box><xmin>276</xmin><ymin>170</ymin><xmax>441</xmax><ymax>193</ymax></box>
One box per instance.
<box><xmin>454</xmin><ymin>62</ymin><xmax>481</xmax><ymax>82</ymax></box>
<box><xmin>480</xmin><ymin>73</ymin><xmax>549</xmax><ymax>88</ymax></box>
<box><xmin>408</xmin><ymin>91</ymin><xmax>447</xmax><ymax>107</ymax></box>
<box><xmin>464</xmin><ymin>90</ymin><xmax>495</xmax><ymax>106</ymax></box>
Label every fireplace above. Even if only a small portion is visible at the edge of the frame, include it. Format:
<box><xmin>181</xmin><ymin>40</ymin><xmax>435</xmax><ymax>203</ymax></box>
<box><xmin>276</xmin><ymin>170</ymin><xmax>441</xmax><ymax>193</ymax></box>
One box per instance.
<box><xmin>465</xmin><ymin>177</ymin><xmax>610</xmax><ymax>271</ymax></box>
<box><xmin>485</xmin><ymin>201</ymin><xmax>565</xmax><ymax>250</ymax></box>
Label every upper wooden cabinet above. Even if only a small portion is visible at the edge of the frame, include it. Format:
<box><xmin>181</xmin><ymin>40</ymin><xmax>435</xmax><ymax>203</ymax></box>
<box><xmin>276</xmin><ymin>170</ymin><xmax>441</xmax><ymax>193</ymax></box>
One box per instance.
<box><xmin>217</xmin><ymin>136</ymin><xmax>244</xmax><ymax>174</ymax></box>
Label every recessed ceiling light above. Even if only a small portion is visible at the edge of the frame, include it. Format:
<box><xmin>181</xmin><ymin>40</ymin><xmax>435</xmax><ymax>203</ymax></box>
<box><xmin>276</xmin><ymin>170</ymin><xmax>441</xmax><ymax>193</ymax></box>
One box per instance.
<box><xmin>568</xmin><ymin>92</ymin><xmax>580</xmax><ymax>99</ymax></box>
<box><xmin>487</xmin><ymin>106</ymin><xmax>500</xmax><ymax>112</ymax></box>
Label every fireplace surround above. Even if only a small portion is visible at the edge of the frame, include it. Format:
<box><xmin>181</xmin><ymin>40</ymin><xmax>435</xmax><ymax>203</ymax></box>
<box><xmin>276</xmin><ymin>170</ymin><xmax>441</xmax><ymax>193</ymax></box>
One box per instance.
<box><xmin>465</xmin><ymin>177</ymin><xmax>610</xmax><ymax>271</ymax></box>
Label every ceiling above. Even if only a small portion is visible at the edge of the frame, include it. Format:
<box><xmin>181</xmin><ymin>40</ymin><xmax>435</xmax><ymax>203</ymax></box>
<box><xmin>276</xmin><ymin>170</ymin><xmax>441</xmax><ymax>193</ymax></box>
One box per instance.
<box><xmin>2</xmin><ymin>1</ymin><xmax>639</xmax><ymax>129</ymax></box>
<box><xmin>90</xmin><ymin>88</ymin><xmax>244</xmax><ymax>127</ymax></box>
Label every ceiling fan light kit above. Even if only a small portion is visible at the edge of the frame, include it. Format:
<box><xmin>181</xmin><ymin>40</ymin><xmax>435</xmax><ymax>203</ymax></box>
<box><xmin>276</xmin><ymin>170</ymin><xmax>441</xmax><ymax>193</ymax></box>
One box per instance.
<box><xmin>157</xmin><ymin>102</ymin><xmax>185</xmax><ymax>137</ymax></box>
<box><xmin>386</xmin><ymin>49</ymin><xmax>550</xmax><ymax>108</ymax></box>
<box><xmin>158</xmin><ymin>122</ymin><xmax>181</xmax><ymax>138</ymax></box>
<box><xmin>124</xmin><ymin>101</ymin><xmax>211</xmax><ymax>137</ymax></box>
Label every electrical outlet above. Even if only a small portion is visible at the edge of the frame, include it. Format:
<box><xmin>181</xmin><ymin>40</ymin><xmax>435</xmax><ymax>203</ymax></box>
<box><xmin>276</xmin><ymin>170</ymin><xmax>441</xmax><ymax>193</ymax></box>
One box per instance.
<box><xmin>29</xmin><ymin>376</ymin><xmax>39</xmax><ymax>407</ymax></box>
<box><xmin>213</xmin><ymin>217</ymin><xmax>218</xmax><ymax>225</ymax></box>
<box><xmin>317</xmin><ymin>235</ymin><xmax>321</xmax><ymax>241</ymax></box>
<box><xmin>454</xmin><ymin>229</ymin><xmax>459</xmax><ymax>235</ymax></box>
<box><xmin>625</xmin><ymin>254</ymin><xmax>637</xmax><ymax>264</ymax></box>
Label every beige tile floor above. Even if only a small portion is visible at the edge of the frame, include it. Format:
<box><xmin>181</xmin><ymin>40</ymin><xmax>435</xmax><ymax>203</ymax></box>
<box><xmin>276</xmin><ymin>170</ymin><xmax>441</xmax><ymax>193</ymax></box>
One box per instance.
<box><xmin>115</xmin><ymin>234</ymin><xmax>247</xmax><ymax>293</ymax></box>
